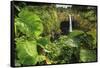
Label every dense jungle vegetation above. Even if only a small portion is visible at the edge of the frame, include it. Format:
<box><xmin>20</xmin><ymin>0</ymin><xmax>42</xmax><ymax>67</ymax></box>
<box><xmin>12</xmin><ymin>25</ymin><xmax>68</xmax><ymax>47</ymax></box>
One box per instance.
<box><xmin>13</xmin><ymin>1</ymin><xmax>97</xmax><ymax>66</ymax></box>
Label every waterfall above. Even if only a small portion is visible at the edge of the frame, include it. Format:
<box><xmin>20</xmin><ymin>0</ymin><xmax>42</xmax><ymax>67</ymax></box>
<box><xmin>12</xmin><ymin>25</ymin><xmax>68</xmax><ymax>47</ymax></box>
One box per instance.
<box><xmin>69</xmin><ymin>15</ymin><xmax>72</xmax><ymax>32</ymax></box>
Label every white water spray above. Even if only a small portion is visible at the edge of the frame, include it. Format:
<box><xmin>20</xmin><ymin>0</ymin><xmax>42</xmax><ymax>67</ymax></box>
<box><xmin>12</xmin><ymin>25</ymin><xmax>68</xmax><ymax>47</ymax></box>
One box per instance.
<box><xmin>69</xmin><ymin>15</ymin><xmax>72</xmax><ymax>32</ymax></box>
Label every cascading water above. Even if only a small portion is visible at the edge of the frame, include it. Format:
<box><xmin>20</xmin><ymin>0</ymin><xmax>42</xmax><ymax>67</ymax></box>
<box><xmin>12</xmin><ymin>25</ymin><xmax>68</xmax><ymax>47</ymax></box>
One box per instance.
<box><xmin>69</xmin><ymin>15</ymin><xmax>72</xmax><ymax>32</ymax></box>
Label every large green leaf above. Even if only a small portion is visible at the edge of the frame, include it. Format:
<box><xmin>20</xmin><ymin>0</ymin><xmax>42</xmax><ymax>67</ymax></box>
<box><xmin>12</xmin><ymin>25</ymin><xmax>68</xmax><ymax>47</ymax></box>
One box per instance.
<box><xmin>16</xmin><ymin>38</ymin><xmax>38</xmax><ymax>65</ymax></box>
<box><xmin>17</xmin><ymin>8</ymin><xmax>43</xmax><ymax>37</ymax></box>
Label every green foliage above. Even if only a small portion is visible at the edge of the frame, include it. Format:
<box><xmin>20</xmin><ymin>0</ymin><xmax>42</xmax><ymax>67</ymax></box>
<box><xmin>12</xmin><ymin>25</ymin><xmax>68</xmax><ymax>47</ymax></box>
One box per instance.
<box><xmin>68</xmin><ymin>30</ymin><xmax>84</xmax><ymax>38</ymax></box>
<box><xmin>15</xmin><ymin>8</ymin><xmax>46</xmax><ymax>66</ymax></box>
<box><xmin>15</xmin><ymin>18</ymin><xmax>29</xmax><ymax>37</ymax></box>
<box><xmin>81</xmin><ymin>10</ymin><xmax>96</xmax><ymax>22</ymax></box>
<box><xmin>28</xmin><ymin>5</ymin><xmax>59</xmax><ymax>35</ymax></box>
<box><xmin>80</xmin><ymin>48</ymin><xmax>96</xmax><ymax>62</ymax></box>
<box><xmin>16</xmin><ymin>8</ymin><xmax>43</xmax><ymax>37</ymax></box>
<box><xmin>37</xmin><ymin>37</ymin><xmax>50</xmax><ymax>46</ymax></box>
<box><xmin>45</xmin><ymin>43</ymin><xmax>61</xmax><ymax>63</ymax></box>
<box><xmin>87</xmin><ymin>29</ymin><xmax>97</xmax><ymax>49</ymax></box>
<box><xmin>58</xmin><ymin>36</ymin><xmax>78</xmax><ymax>47</ymax></box>
<box><xmin>46</xmin><ymin>35</ymin><xmax>80</xmax><ymax>64</ymax></box>
<box><xmin>37</xmin><ymin>55</ymin><xmax>46</xmax><ymax>63</ymax></box>
<box><xmin>74</xmin><ymin>32</ymin><xmax>96</xmax><ymax>49</ymax></box>
<box><xmin>16</xmin><ymin>38</ymin><xmax>38</xmax><ymax>65</ymax></box>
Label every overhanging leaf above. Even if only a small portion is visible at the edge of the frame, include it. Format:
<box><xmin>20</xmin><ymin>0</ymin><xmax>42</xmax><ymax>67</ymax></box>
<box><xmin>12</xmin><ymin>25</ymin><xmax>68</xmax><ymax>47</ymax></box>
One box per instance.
<box><xmin>17</xmin><ymin>8</ymin><xmax>43</xmax><ymax>37</ymax></box>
